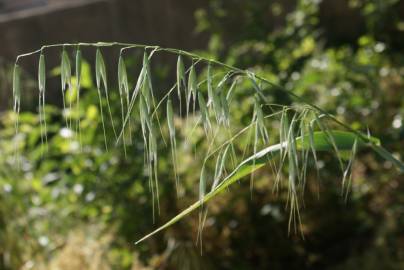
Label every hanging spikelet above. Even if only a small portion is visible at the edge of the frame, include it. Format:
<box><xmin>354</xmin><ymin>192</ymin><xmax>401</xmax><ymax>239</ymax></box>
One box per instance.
<box><xmin>198</xmin><ymin>92</ymin><xmax>211</xmax><ymax>135</ymax></box>
<box><xmin>61</xmin><ymin>49</ymin><xmax>71</xmax><ymax>91</ymax></box>
<box><xmin>12</xmin><ymin>63</ymin><xmax>21</xmax><ymax>161</ymax></box>
<box><xmin>61</xmin><ymin>49</ymin><xmax>71</xmax><ymax>127</ymax></box>
<box><xmin>187</xmin><ymin>64</ymin><xmax>197</xmax><ymax>117</ymax></box>
<box><xmin>75</xmin><ymin>48</ymin><xmax>83</xmax><ymax>148</ymax></box>
<box><xmin>96</xmin><ymin>48</ymin><xmax>117</xmax><ymax>140</ymax></box>
<box><xmin>12</xmin><ymin>64</ymin><xmax>21</xmax><ymax>114</ymax></box>
<box><xmin>38</xmin><ymin>53</ymin><xmax>48</xmax><ymax>151</ymax></box>
<box><xmin>118</xmin><ymin>55</ymin><xmax>129</xmax><ymax>155</ymax></box>
<box><xmin>176</xmin><ymin>55</ymin><xmax>186</xmax><ymax>115</ymax></box>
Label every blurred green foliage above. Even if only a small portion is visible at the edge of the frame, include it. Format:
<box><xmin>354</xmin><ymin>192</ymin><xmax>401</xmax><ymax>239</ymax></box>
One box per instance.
<box><xmin>1</xmin><ymin>0</ymin><xmax>404</xmax><ymax>269</ymax></box>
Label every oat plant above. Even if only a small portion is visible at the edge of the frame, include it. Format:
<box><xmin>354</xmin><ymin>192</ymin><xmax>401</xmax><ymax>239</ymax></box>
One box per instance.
<box><xmin>11</xmin><ymin>42</ymin><xmax>404</xmax><ymax>245</ymax></box>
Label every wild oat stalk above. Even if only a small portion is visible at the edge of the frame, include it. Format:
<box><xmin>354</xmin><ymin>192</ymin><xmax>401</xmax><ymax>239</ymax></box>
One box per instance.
<box><xmin>12</xmin><ymin>42</ymin><xmax>404</xmax><ymax>245</ymax></box>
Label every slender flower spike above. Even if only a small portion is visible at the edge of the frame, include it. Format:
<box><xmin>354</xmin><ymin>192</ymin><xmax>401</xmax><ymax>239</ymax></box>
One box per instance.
<box><xmin>187</xmin><ymin>64</ymin><xmax>198</xmax><ymax>114</ymax></box>
<box><xmin>117</xmin><ymin>54</ymin><xmax>130</xmax><ymax>154</ymax></box>
<box><xmin>13</xmin><ymin>64</ymin><xmax>21</xmax><ymax>107</ymax></box>
<box><xmin>177</xmin><ymin>55</ymin><xmax>185</xmax><ymax>112</ymax></box>
<box><xmin>118</xmin><ymin>55</ymin><xmax>129</xmax><ymax>97</ymax></box>
<box><xmin>75</xmin><ymin>48</ymin><xmax>83</xmax><ymax>147</ymax></box>
<box><xmin>167</xmin><ymin>99</ymin><xmax>175</xmax><ymax>138</ymax></box>
<box><xmin>38</xmin><ymin>54</ymin><xmax>46</xmax><ymax>93</ymax></box>
<box><xmin>61</xmin><ymin>49</ymin><xmax>71</xmax><ymax>92</ymax></box>
<box><xmin>189</xmin><ymin>65</ymin><xmax>197</xmax><ymax>99</ymax></box>
<box><xmin>12</xmin><ymin>63</ymin><xmax>21</xmax><ymax>161</ymax></box>
<box><xmin>95</xmin><ymin>48</ymin><xmax>117</xmax><ymax>139</ymax></box>
<box><xmin>96</xmin><ymin>48</ymin><xmax>107</xmax><ymax>90</ymax></box>
<box><xmin>75</xmin><ymin>49</ymin><xmax>82</xmax><ymax>88</ymax></box>
<box><xmin>37</xmin><ymin>52</ymin><xmax>48</xmax><ymax>151</ymax></box>
<box><xmin>198</xmin><ymin>93</ymin><xmax>211</xmax><ymax>134</ymax></box>
<box><xmin>143</xmin><ymin>51</ymin><xmax>152</xmax><ymax>90</ymax></box>
<box><xmin>199</xmin><ymin>165</ymin><xmax>206</xmax><ymax>203</ymax></box>
<box><xmin>60</xmin><ymin>49</ymin><xmax>72</xmax><ymax>128</ymax></box>
<box><xmin>212</xmin><ymin>144</ymin><xmax>230</xmax><ymax>191</ymax></box>
<box><xmin>207</xmin><ymin>63</ymin><xmax>213</xmax><ymax>104</ymax></box>
<box><xmin>254</xmin><ymin>97</ymin><xmax>269</xmax><ymax>143</ymax></box>
<box><xmin>220</xmin><ymin>90</ymin><xmax>230</xmax><ymax>127</ymax></box>
<box><xmin>167</xmin><ymin>98</ymin><xmax>179</xmax><ymax>192</ymax></box>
